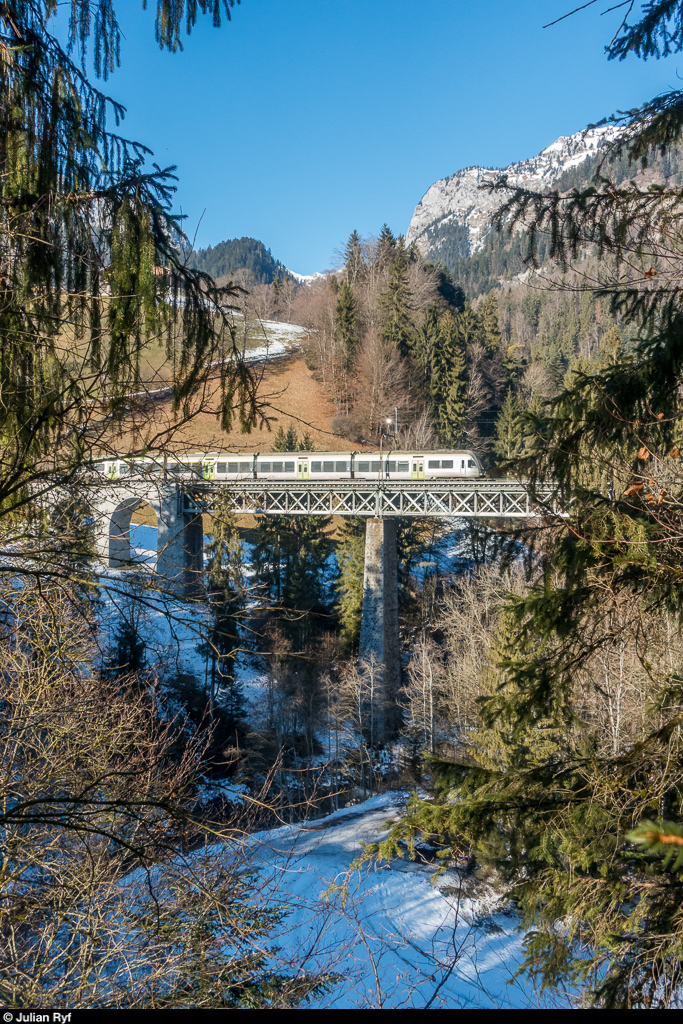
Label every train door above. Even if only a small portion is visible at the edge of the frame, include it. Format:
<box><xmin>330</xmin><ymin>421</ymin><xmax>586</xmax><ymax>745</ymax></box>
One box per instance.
<box><xmin>297</xmin><ymin>459</ymin><xmax>309</xmax><ymax>480</ymax></box>
<box><xmin>202</xmin><ymin>460</ymin><xmax>216</xmax><ymax>480</ymax></box>
<box><xmin>411</xmin><ymin>459</ymin><xmax>425</xmax><ymax>480</ymax></box>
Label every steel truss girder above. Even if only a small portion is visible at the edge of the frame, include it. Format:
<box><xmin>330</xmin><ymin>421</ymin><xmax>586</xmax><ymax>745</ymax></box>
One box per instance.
<box><xmin>182</xmin><ymin>481</ymin><xmax>561</xmax><ymax>518</ymax></box>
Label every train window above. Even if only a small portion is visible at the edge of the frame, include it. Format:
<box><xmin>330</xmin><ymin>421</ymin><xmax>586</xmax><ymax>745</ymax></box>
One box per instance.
<box><xmin>468</xmin><ymin>459</ymin><xmax>475</xmax><ymax>468</ymax></box>
<box><xmin>371</xmin><ymin>461</ymin><xmax>381</xmax><ymax>472</ymax></box>
<box><xmin>397</xmin><ymin>461</ymin><xmax>409</xmax><ymax>472</ymax></box>
<box><xmin>258</xmin><ymin>461</ymin><xmax>271</xmax><ymax>473</ymax></box>
<box><xmin>461</xmin><ymin>460</ymin><xmax>465</xmax><ymax>469</ymax></box>
<box><xmin>191</xmin><ymin>462</ymin><xmax>202</xmax><ymax>473</ymax></box>
<box><xmin>428</xmin><ymin>460</ymin><xmax>440</xmax><ymax>469</ymax></box>
<box><xmin>357</xmin><ymin>461</ymin><xmax>369</xmax><ymax>472</ymax></box>
<box><xmin>227</xmin><ymin>462</ymin><xmax>239</xmax><ymax>473</ymax></box>
<box><xmin>95</xmin><ymin>462</ymin><xmax>105</xmax><ymax>473</ymax></box>
<box><xmin>272</xmin><ymin>461</ymin><xmax>284</xmax><ymax>473</ymax></box>
<box><xmin>335</xmin><ymin>461</ymin><xmax>347</xmax><ymax>472</ymax></box>
<box><xmin>311</xmin><ymin>461</ymin><xmax>322</xmax><ymax>472</ymax></box>
<box><xmin>285</xmin><ymin>461</ymin><xmax>295</xmax><ymax>472</ymax></box>
<box><xmin>323</xmin><ymin>461</ymin><xmax>334</xmax><ymax>472</ymax></box>
<box><xmin>386</xmin><ymin>461</ymin><xmax>396</xmax><ymax>473</ymax></box>
<box><xmin>442</xmin><ymin>460</ymin><xmax>453</xmax><ymax>469</ymax></box>
<box><xmin>119</xmin><ymin>463</ymin><xmax>131</xmax><ymax>476</ymax></box>
<box><xmin>217</xmin><ymin>462</ymin><xmax>227</xmax><ymax>473</ymax></box>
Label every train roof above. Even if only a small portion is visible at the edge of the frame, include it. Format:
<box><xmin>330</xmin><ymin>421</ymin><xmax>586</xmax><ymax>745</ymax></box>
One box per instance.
<box><xmin>101</xmin><ymin>448</ymin><xmax>482</xmax><ymax>461</ymax></box>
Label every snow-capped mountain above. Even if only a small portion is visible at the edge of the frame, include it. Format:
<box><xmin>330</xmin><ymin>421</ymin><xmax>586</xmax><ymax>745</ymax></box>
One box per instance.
<box><xmin>406</xmin><ymin>126</ymin><xmax>618</xmax><ymax>260</ymax></box>
<box><xmin>286</xmin><ymin>269</ymin><xmax>329</xmax><ymax>285</ymax></box>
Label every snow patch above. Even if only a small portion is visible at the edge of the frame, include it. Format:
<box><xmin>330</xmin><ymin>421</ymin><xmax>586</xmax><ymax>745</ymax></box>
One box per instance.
<box><xmin>241</xmin><ymin>793</ymin><xmax>572</xmax><ymax>1008</ymax></box>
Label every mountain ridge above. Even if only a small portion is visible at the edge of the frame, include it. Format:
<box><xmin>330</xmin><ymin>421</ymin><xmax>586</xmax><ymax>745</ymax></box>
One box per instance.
<box><xmin>406</xmin><ymin>126</ymin><xmax>618</xmax><ymax>264</ymax></box>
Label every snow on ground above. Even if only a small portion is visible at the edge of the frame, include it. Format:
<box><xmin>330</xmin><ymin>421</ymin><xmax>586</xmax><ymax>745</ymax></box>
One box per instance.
<box><xmin>103</xmin><ymin>527</ymin><xmax>267</xmax><ymax>692</ymax></box>
<box><xmin>243</xmin><ymin>793</ymin><xmax>571</xmax><ymax>1009</ymax></box>
<box><xmin>229</xmin><ymin>311</ymin><xmax>309</xmax><ymax>355</ymax></box>
<box><xmin>130</xmin><ymin>523</ymin><xmax>157</xmax><ymax>565</ymax></box>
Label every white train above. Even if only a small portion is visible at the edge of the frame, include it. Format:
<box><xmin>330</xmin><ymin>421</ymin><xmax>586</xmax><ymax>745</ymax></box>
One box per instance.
<box><xmin>95</xmin><ymin>450</ymin><xmax>484</xmax><ymax>482</ymax></box>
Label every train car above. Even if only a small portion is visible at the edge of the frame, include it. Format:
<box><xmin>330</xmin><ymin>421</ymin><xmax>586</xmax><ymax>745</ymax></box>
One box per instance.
<box><xmin>94</xmin><ymin>449</ymin><xmax>484</xmax><ymax>482</ymax></box>
<box><xmin>203</xmin><ymin>450</ymin><xmax>484</xmax><ymax>481</ymax></box>
<box><xmin>93</xmin><ymin>455</ymin><xmax>206</xmax><ymax>480</ymax></box>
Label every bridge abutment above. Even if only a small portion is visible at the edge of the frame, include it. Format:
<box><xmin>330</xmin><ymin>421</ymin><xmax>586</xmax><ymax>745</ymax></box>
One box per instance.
<box><xmin>359</xmin><ymin>517</ymin><xmax>400</xmax><ymax>740</ymax></box>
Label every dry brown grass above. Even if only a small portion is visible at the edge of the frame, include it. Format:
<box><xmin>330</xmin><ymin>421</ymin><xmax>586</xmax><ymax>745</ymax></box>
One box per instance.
<box><xmin>119</xmin><ymin>351</ymin><xmax>364</xmax><ymax>456</ymax></box>
<box><xmin>126</xmin><ymin>353</ymin><xmax>361</xmax><ymax>537</ymax></box>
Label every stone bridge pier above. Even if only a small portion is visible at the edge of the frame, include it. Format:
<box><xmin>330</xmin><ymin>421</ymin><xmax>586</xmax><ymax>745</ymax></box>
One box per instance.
<box><xmin>359</xmin><ymin>517</ymin><xmax>400</xmax><ymax>741</ymax></box>
<box><xmin>91</xmin><ymin>483</ymin><xmax>203</xmax><ymax>597</ymax></box>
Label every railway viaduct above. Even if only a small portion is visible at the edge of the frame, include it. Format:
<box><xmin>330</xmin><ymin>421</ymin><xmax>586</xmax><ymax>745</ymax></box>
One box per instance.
<box><xmin>90</xmin><ymin>476</ymin><xmax>561</xmax><ymax>736</ymax></box>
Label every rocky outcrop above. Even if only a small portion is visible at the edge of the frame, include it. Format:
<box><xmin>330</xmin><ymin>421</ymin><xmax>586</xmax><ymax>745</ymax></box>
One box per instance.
<box><xmin>406</xmin><ymin>126</ymin><xmax>617</xmax><ymax>260</ymax></box>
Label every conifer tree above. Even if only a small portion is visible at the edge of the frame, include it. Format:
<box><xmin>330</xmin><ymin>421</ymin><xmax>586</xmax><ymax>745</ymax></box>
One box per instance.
<box><xmin>298</xmin><ymin>431</ymin><xmax>313</xmax><ymax>451</ymax></box>
<box><xmin>106</xmin><ymin>609</ymin><xmax>147</xmax><ymax>679</ymax></box>
<box><xmin>335</xmin><ymin>517</ymin><xmax>366</xmax><ymax>648</ymax></box>
<box><xmin>283</xmin><ymin>515</ymin><xmax>334</xmax><ymax>650</ymax></box>
<box><xmin>201</xmin><ymin>493</ymin><xmax>246</xmax><ymax>722</ymax></box>
<box><xmin>415</xmin><ymin>302</ymin><xmax>440</xmax><ymax>377</ymax></box>
<box><xmin>431</xmin><ymin>311</ymin><xmax>467</xmax><ymax>446</ymax></box>
<box><xmin>285</xmin><ymin>423</ymin><xmax>299</xmax><ymax>451</ymax></box>
<box><xmin>479</xmin><ymin>292</ymin><xmax>502</xmax><ymax>353</ymax></box>
<box><xmin>343</xmin><ymin>229</ymin><xmax>364</xmax><ymax>285</ymax></box>
<box><xmin>470</xmin><ymin>608</ymin><xmax>565</xmax><ymax>771</ymax></box>
<box><xmin>455</xmin><ymin>302</ymin><xmax>484</xmax><ymax>352</ymax></box>
<box><xmin>253</xmin><ymin>516</ymin><xmax>285</xmax><ymax>605</ymax></box>
<box><xmin>253</xmin><ymin>513</ymin><xmax>333</xmax><ymax>652</ymax></box>
<box><xmin>380</xmin><ymin>237</ymin><xmax>415</xmax><ymax>357</ymax></box>
<box><xmin>335</xmin><ymin>279</ymin><xmax>359</xmax><ymax>368</ymax></box>
<box><xmin>492</xmin><ymin>388</ymin><xmax>526</xmax><ymax>464</ymax></box>
<box><xmin>598</xmin><ymin>324</ymin><xmax>621</xmax><ymax>367</ymax></box>
<box><xmin>376</xmin><ymin>223</ymin><xmax>396</xmax><ymax>267</ymax></box>
<box><xmin>272</xmin><ymin>425</ymin><xmax>288</xmax><ymax>451</ymax></box>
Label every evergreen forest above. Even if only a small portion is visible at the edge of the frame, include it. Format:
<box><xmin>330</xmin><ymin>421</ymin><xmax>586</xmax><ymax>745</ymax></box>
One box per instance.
<box><xmin>186</xmin><ymin>235</ymin><xmax>292</xmax><ymax>287</ymax></box>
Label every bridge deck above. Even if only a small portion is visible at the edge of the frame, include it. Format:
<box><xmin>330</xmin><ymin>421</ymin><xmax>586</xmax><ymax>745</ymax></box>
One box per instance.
<box><xmin>181</xmin><ymin>479</ymin><xmax>561</xmax><ymax>518</ymax></box>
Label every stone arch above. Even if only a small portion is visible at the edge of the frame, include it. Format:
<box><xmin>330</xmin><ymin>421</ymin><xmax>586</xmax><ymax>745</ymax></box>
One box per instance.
<box><xmin>94</xmin><ymin>485</ymin><xmax>202</xmax><ymax>595</ymax></box>
<box><xmin>108</xmin><ymin>497</ymin><xmax>158</xmax><ymax>567</ymax></box>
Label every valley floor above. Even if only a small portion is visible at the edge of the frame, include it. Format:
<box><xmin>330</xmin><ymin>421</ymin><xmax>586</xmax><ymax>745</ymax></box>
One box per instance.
<box><xmin>244</xmin><ymin>793</ymin><xmax>574</xmax><ymax>1009</ymax></box>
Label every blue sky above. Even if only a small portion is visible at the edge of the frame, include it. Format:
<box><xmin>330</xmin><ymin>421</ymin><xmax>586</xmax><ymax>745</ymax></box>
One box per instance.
<box><xmin>70</xmin><ymin>1</ymin><xmax>680</xmax><ymax>274</ymax></box>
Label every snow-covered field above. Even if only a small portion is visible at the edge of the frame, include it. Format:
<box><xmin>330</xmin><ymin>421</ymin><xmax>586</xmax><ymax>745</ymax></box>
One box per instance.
<box><xmin>228</xmin><ymin>312</ymin><xmax>308</xmax><ymax>357</ymax></box>
<box><xmin>245</xmin><ymin>793</ymin><xmax>571</xmax><ymax>1009</ymax></box>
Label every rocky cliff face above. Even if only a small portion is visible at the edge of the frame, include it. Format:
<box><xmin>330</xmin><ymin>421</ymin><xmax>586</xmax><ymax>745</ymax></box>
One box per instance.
<box><xmin>406</xmin><ymin>126</ymin><xmax>616</xmax><ymax>261</ymax></box>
